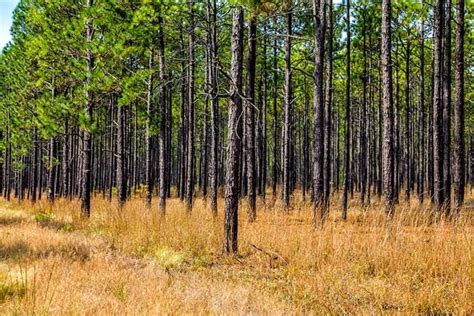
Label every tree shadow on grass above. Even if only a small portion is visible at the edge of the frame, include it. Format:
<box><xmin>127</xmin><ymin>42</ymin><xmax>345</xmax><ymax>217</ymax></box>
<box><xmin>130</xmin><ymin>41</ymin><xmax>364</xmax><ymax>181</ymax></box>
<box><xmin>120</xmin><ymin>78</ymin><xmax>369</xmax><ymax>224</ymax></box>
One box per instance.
<box><xmin>0</xmin><ymin>239</ymin><xmax>91</xmax><ymax>262</ymax></box>
<box><xmin>0</xmin><ymin>216</ymin><xmax>26</xmax><ymax>226</ymax></box>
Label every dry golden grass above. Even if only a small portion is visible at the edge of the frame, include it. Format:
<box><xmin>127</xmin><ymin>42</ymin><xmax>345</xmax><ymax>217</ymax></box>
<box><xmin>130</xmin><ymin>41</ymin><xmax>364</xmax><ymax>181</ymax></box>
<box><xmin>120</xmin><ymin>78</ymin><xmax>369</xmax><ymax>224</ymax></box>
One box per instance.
<box><xmin>0</xmin><ymin>191</ymin><xmax>472</xmax><ymax>314</ymax></box>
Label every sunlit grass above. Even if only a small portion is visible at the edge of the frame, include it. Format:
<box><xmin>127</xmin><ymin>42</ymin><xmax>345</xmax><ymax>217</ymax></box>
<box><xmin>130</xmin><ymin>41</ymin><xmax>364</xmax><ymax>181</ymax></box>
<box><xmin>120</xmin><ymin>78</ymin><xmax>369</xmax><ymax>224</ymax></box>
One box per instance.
<box><xmin>0</xmin><ymin>190</ymin><xmax>472</xmax><ymax>314</ymax></box>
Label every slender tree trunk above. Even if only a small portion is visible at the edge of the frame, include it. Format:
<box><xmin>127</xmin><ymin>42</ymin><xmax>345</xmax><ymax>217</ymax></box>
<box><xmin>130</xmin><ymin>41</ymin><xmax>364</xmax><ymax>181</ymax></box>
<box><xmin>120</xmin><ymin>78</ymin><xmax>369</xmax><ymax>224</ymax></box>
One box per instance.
<box><xmin>258</xmin><ymin>23</ymin><xmax>268</xmax><ymax>200</ymax></box>
<box><xmin>272</xmin><ymin>33</ymin><xmax>279</xmax><ymax>199</ymax></box>
<box><xmin>323</xmin><ymin>0</ymin><xmax>333</xmax><ymax>210</ymax></box>
<box><xmin>432</xmin><ymin>0</ymin><xmax>445</xmax><ymax>211</ymax></box>
<box><xmin>303</xmin><ymin>79</ymin><xmax>310</xmax><ymax>200</ymax></box>
<box><xmin>418</xmin><ymin>21</ymin><xmax>425</xmax><ymax>203</ymax></box>
<box><xmin>145</xmin><ymin>49</ymin><xmax>154</xmax><ymax>208</ymax></box>
<box><xmin>116</xmin><ymin>99</ymin><xmax>127</xmax><ymax>208</ymax></box>
<box><xmin>428</xmin><ymin>64</ymin><xmax>434</xmax><ymax>200</ymax></box>
<box><xmin>246</xmin><ymin>16</ymin><xmax>257</xmax><ymax>220</ymax></box>
<box><xmin>360</xmin><ymin>8</ymin><xmax>368</xmax><ymax>207</ymax></box>
<box><xmin>453</xmin><ymin>0</ymin><xmax>465</xmax><ymax>214</ymax></box>
<box><xmin>81</xmin><ymin>0</ymin><xmax>94</xmax><ymax>217</ymax></box>
<box><xmin>186</xmin><ymin>1</ymin><xmax>196</xmax><ymax>210</ymax></box>
<box><xmin>179</xmin><ymin>25</ymin><xmax>187</xmax><ymax>200</ymax></box>
<box><xmin>341</xmin><ymin>0</ymin><xmax>350</xmax><ymax>220</ymax></box>
<box><xmin>283</xmin><ymin>6</ymin><xmax>293</xmax><ymax>209</ymax></box>
<box><xmin>312</xmin><ymin>0</ymin><xmax>326</xmax><ymax>221</ymax></box>
<box><xmin>381</xmin><ymin>0</ymin><xmax>395</xmax><ymax>216</ymax></box>
<box><xmin>443</xmin><ymin>0</ymin><xmax>452</xmax><ymax>212</ymax></box>
<box><xmin>208</xmin><ymin>0</ymin><xmax>219</xmax><ymax>215</ymax></box>
<box><xmin>158</xmin><ymin>15</ymin><xmax>167</xmax><ymax>215</ymax></box>
<box><xmin>404</xmin><ymin>41</ymin><xmax>411</xmax><ymax>202</ymax></box>
<box><xmin>394</xmin><ymin>44</ymin><xmax>400</xmax><ymax>203</ymax></box>
<box><xmin>223</xmin><ymin>7</ymin><xmax>244</xmax><ymax>255</ymax></box>
<box><xmin>31</xmin><ymin>128</ymin><xmax>38</xmax><ymax>202</ymax></box>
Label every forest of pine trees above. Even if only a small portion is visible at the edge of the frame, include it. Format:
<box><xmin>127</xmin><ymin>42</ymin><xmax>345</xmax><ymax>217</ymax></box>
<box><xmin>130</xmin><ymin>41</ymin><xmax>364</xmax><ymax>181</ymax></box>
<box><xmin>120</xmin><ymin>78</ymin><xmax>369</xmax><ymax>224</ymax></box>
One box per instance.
<box><xmin>0</xmin><ymin>0</ymin><xmax>472</xmax><ymax>255</ymax></box>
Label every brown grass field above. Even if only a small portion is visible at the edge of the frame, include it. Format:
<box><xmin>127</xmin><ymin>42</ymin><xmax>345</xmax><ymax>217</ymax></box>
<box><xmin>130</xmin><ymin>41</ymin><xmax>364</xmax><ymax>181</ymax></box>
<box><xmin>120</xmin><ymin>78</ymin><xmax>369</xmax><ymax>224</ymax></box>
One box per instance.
<box><xmin>0</xmin><ymin>191</ymin><xmax>472</xmax><ymax>314</ymax></box>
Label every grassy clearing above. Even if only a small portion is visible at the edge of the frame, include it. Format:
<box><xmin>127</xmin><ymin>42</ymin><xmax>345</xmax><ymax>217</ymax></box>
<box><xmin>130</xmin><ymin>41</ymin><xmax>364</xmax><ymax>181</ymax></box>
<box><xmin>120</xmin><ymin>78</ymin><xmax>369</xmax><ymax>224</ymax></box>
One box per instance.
<box><xmin>0</xmin><ymin>192</ymin><xmax>472</xmax><ymax>314</ymax></box>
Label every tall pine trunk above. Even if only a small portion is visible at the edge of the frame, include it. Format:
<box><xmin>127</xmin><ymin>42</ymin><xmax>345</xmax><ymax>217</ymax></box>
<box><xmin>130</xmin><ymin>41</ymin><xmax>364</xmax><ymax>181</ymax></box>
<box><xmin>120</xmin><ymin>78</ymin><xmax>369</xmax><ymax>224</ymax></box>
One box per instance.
<box><xmin>432</xmin><ymin>0</ymin><xmax>445</xmax><ymax>211</ymax></box>
<box><xmin>283</xmin><ymin>6</ymin><xmax>293</xmax><ymax>208</ymax></box>
<box><xmin>245</xmin><ymin>16</ymin><xmax>257</xmax><ymax>220</ymax></box>
<box><xmin>381</xmin><ymin>0</ymin><xmax>395</xmax><ymax>216</ymax></box>
<box><xmin>418</xmin><ymin>21</ymin><xmax>425</xmax><ymax>203</ymax></box>
<box><xmin>81</xmin><ymin>0</ymin><xmax>94</xmax><ymax>217</ymax></box>
<box><xmin>442</xmin><ymin>0</ymin><xmax>452</xmax><ymax>211</ymax></box>
<box><xmin>341</xmin><ymin>0</ymin><xmax>350</xmax><ymax>220</ymax></box>
<box><xmin>223</xmin><ymin>7</ymin><xmax>244</xmax><ymax>255</ymax></box>
<box><xmin>404</xmin><ymin>41</ymin><xmax>411</xmax><ymax>202</ymax></box>
<box><xmin>117</xmin><ymin>100</ymin><xmax>127</xmax><ymax>207</ymax></box>
<box><xmin>158</xmin><ymin>15</ymin><xmax>167</xmax><ymax>215</ymax></box>
<box><xmin>208</xmin><ymin>0</ymin><xmax>219</xmax><ymax>215</ymax></box>
<box><xmin>145</xmin><ymin>50</ymin><xmax>154</xmax><ymax>208</ymax></box>
<box><xmin>313</xmin><ymin>0</ymin><xmax>326</xmax><ymax>221</ymax></box>
<box><xmin>453</xmin><ymin>0</ymin><xmax>465</xmax><ymax>214</ymax></box>
<box><xmin>186</xmin><ymin>1</ymin><xmax>196</xmax><ymax>210</ymax></box>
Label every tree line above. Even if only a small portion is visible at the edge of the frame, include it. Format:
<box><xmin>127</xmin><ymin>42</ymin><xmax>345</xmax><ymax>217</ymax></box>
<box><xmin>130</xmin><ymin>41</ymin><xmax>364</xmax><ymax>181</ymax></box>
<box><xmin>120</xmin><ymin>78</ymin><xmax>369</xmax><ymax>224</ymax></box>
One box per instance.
<box><xmin>0</xmin><ymin>0</ymin><xmax>471</xmax><ymax>253</ymax></box>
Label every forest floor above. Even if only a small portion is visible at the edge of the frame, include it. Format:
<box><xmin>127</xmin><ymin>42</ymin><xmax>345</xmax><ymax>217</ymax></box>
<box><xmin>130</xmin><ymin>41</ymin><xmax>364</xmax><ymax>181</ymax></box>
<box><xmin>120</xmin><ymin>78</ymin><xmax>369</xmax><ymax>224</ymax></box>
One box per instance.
<box><xmin>0</xmin><ymin>193</ymin><xmax>472</xmax><ymax>314</ymax></box>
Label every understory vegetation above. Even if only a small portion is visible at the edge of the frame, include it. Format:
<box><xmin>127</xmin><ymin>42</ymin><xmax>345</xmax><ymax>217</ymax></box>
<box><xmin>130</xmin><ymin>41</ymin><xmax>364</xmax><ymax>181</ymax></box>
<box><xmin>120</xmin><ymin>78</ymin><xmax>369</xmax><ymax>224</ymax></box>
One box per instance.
<box><xmin>0</xmin><ymin>193</ymin><xmax>472</xmax><ymax>314</ymax></box>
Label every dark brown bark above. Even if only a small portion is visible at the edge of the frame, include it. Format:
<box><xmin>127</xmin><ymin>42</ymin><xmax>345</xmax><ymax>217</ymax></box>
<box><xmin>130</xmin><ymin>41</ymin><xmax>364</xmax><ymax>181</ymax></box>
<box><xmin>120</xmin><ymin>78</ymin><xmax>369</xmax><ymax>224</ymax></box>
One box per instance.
<box><xmin>179</xmin><ymin>25</ymin><xmax>187</xmax><ymax>200</ymax></box>
<box><xmin>313</xmin><ymin>0</ymin><xmax>326</xmax><ymax>221</ymax></box>
<box><xmin>158</xmin><ymin>15</ymin><xmax>167</xmax><ymax>215</ymax></box>
<box><xmin>432</xmin><ymin>0</ymin><xmax>445</xmax><ymax>211</ymax></box>
<box><xmin>442</xmin><ymin>0</ymin><xmax>452</xmax><ymax>211</ymax></box>
<box><xmin>303</xmin><ymin>79</ymin><xmax>310</xmax><ymax>200</ymax></box>
<box><xmin>245</xmin><ymin>16</ymin><xmax>257</xmax><ymax>220</ymax></box>
<box><xmin>223</xmin><ymin>7</ymin><xmax>244</xmax><ymax>255</ymax></box>
<box><xmin>418</xmin><ymin>21</ymin><xmax>425</xmax><ymax>203</ymax></box>
<box><xmin>404</xmin><ymin>41</ymin><xmax>411</xmax><ymax>202</ymax></box>
<box><xmin>47</xmin><ymin>138</ymin><xmax>56</xmax><ymax>202</ymax></box>
<box><xmin>257</xmin><ymin>23</ymin><xmax>268</xmax><ymax>200</ymax></box>
<box><xmin>186</xmin><ymin>1</ymin><xmax>196</xmax><ymax>210</ymax></box>
<box><xmin>208</xmin><ymin>0</ymin><xmax>219</xmax><ymax>215</ymax></box>
<box><xmin>117</xmin><ymin>102</ymin><xmax>127</xmax><ymax>208</ymax></box>
<box><xmin>323</xmin><ymin>0</ymin><xmax>333</xmax><ymax>210</ymax></box>
<box><xmin>32</xmin><ymin>128</ymin><xmax>38</xmax><ymax>202</ymax></box>
<box><xmin>453</xmin><ymin>0</ymin><xmax>465</xmax><ymax>214</ymax></box>
<box><xmin>81</xmin><ymin>0</ymin><xmax>94</xmax><ymax>217</ymax></box>
<box><xmin>360</xmin><ymin>6</ymin><xmax>368</xmax><ymax>207</ymax></box>
<box><xmin>341</xmin><ymin>0</ymin><xmax>350</xmax><ymax>220</ymax></box>
<box><xmin>272</xmin><ymin>32</ymin><xmax>279</xmax><ymax>199</ymax></box>
<box><xmin>145</xmin><ymin>49</ymin><xmax>154</xmax><ymax>208</ymax></box>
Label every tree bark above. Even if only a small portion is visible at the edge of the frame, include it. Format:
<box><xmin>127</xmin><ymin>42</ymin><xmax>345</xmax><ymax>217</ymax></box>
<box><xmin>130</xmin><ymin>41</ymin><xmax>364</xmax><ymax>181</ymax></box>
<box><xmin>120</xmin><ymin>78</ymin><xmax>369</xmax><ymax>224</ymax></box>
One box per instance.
<box><xmin>381</xmin><ymin>0</ymin><xmax>395</xmax><ymax>216</ymax></box>
<box><xmin>223</xmin><ymin>7</ymin><xmax>244</xmax><ymax>255</ymax></box>
<box><xmin>246</xmin><ymin>16</ymin><xmax>257</xmax><ymax>220</ymax></box>
<box><xmin>404</xmin><ymin>41</ymin><xmax>411</xmax><ymax>202</ymax></box>
<box><xmin>360</xmin><ymin>6</ymin><xmax>368</xmax><ymax>207</ymax></box>
<box><xmin>442</xmin><ymin>0</ymin><xmax>452</xmax><ymax>212</ymax></box>
<box><xmin>283</xmin><ymin>5</ymin><xmax>293</xmax><ymax>209</ymax></box>
<box><xmin>432</xmin><ymin>0</ymin><xmax>445</xmax><ymax>211</ymax></box>
<box><xmin>158</xmin><ymin>15</ymin><xmax>167</xmax><ymax>215</ymax></box>
<box><xmin>272</xmin><ymin>31</ymin><xmax>279</xmax><ymax>199</ymax></box>
<box><xmin>453</xmin><ymin>0</ymin><xmax>465</xmax><ymax>214</ymax></box>
<box><xmin>186</xmin><ymin>1</ymin><xmax>196</xmax><ymax>210</ymax></box>
<box><xmin>208</xmin><ymin>0</ymin><xmax>219</xmax><ymax>215</ymax></box>
<box><xmin>341</xmin><ymin>0</ymin><xmax>350</xmax><ymax>220</ymax></box>
<box><xmin>81</xmin><ymin>0</ymin><xmax>94</xmax><ymax>217</ymax></box>
<box><xmin>313</xmin><ymin>0</ymin><xmax>326</xmax><ymax>221</ymax></box>
<box><xmin>323</xmin><ymin>0</ymin><xmax>333</xmax><ymax>210</ymax></box>
<box><xmin>418</xmin><ymin>21</ymin><xmax>425</xmax><ymax>203</ymax></box>
<box><xmin>145</xmin><ymin>49</ymin><xmax>154</xmax><ymax>208</ymax></box>
<box><xmin>117</xmin><ymin>101</ymin><xmax>127</xmax><ymax>208</ymax></box>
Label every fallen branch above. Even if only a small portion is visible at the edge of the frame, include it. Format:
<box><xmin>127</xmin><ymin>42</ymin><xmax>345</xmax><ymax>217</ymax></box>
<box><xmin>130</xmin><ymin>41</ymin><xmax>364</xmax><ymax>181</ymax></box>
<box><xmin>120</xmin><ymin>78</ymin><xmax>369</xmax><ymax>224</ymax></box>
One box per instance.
<box><xmin>250</xmin><ymin>244</ymin><xmax>289</xmax><ymax>265</ymax></box>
